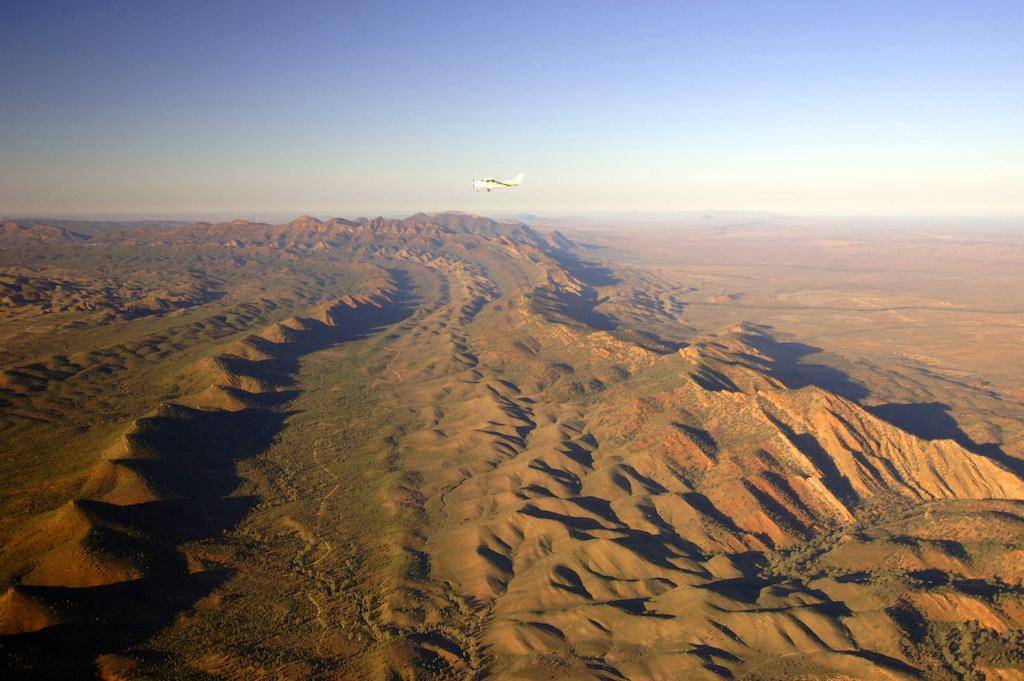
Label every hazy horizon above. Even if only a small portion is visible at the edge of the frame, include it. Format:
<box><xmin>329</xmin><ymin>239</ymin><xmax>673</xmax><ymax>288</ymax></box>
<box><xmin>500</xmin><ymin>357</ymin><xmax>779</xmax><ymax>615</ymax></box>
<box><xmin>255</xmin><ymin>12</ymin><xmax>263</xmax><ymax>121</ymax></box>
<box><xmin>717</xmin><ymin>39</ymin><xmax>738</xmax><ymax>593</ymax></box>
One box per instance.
<box><xmin>3</xmin><ymin>0</ymin><xmax>1022</xmax><ymax>218</ymax></box>
<box><xmin>7</xmin><ymin>4</ymin><xmax>1024</xmax><ymax>677</ymax></box>
<box><xmin>5</xmin><ymin>210</ymin><xmax>1024</xmax><ymax>236</ymax></box>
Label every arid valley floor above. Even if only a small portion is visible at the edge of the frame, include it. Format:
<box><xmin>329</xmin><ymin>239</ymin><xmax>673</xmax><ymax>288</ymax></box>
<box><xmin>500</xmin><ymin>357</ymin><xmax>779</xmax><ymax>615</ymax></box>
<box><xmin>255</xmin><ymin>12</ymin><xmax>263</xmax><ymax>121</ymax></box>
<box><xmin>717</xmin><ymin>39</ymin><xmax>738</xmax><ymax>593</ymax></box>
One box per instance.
<box><xmin>2</xmin><ymin>212</ymin><xmax>1024</xmax><ymax>680</ymax></box>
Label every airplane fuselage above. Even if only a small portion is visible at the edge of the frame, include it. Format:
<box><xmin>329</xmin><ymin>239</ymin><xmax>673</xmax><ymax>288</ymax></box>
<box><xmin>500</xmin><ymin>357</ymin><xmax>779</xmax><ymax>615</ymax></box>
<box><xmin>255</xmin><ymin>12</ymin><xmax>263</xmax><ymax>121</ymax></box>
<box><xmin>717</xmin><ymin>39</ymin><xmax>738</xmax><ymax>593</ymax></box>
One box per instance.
<box><xmin>473</xmin><ymin>179</ymin><xmax>503</xmax><ymax>192</ymax></box>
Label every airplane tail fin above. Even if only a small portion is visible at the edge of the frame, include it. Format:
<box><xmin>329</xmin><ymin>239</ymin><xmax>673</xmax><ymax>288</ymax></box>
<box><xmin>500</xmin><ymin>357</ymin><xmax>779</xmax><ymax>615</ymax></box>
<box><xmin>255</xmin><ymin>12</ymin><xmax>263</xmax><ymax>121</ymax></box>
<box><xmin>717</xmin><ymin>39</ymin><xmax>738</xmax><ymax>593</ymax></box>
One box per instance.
<box><xmin>509</xmin><ymin>172</ymin><xmax>525</xmax><ymax>185</ymax></box>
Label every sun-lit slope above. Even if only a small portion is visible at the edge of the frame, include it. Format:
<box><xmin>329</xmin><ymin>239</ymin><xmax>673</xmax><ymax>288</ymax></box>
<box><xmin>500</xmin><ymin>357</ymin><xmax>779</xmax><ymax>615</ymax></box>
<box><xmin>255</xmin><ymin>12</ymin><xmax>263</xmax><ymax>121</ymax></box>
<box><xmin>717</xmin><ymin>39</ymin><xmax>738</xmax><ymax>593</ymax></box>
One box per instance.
<box><xmin>0</xmin><ymin>268</ymin><xmax>405</xmax><ymax>674</ymax></box>
<box><xmin>0</xmin><ymin>219</ymin><xmax>392</xmax><ymax>516</ymax></box>
<box><xmin>0</xmin><ymin>213</ymin><xmax>557</xmax><ymax>676</ymax></box>
<box><xmin>382</xmin><ymin>297</ymin><xmax>1022</xmax><ymax>679</ymax></box>
<box><xmin>3</xmin><ymin>212</ymin><xmax>1024</xmax><ymax>679</ymax></box>
<box><xmin>322</xmin><ymin>222</ymin><xmax>1024</xmax><ymax>680</ymax></box>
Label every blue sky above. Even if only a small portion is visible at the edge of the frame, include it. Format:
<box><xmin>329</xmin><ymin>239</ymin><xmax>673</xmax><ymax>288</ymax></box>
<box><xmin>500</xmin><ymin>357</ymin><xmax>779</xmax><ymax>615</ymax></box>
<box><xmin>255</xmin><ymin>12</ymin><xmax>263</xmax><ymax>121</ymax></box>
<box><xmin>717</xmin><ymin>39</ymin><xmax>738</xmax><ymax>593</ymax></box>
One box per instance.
<box><xmin>1</xmin><ymin>0</ymin><xmax>1022</xmax><ymax>218</ymax></box>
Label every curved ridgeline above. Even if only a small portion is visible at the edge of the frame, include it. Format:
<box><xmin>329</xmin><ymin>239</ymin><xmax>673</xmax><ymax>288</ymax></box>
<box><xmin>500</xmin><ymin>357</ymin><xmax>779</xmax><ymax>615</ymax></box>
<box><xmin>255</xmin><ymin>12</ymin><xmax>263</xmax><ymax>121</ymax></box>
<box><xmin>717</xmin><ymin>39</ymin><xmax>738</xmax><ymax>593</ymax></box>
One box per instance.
<box><xmin>0</xmin><ymin>271</ymin><xmax>412</xmax><ymax>676</ymax></box>
<box><xmin>2</xmin><ymin>213</ymin><xmax>1024</xmax><ymax>679</ymax></box>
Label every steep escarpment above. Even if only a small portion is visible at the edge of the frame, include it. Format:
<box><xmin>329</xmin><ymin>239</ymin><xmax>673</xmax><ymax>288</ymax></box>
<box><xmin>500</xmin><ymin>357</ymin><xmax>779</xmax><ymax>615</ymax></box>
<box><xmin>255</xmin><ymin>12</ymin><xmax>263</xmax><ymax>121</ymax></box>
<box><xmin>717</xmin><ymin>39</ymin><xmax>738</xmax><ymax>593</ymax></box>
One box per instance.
<box><xmin>391</xmin><ymin>302</ymin><xmax>1024</xmax><ymax>680</ymax></box>
<box><xmin>3</xmin><ymin>213</ymin><xmax>1024</xmax><ymax>680</ymax></box>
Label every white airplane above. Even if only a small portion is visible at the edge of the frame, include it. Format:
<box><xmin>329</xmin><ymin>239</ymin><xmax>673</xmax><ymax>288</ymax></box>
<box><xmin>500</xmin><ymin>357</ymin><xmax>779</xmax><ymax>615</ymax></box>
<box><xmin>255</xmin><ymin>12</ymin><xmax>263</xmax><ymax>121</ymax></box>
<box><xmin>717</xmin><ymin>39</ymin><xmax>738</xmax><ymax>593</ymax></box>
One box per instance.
<box><xmin>473</xmin><ymin>172</ymin><xmax>524</xmax><ymax>192</ymax></box>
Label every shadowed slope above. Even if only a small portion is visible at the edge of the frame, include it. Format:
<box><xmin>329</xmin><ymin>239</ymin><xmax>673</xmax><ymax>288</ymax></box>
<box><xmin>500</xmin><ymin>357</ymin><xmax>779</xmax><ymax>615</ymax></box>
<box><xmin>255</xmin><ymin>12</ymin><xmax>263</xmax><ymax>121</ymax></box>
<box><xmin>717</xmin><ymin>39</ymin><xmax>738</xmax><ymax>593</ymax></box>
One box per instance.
<box><xmin>3</xmin><ymin>213</ymin><xmax>1024</xmax><ymax>680</ymax></box>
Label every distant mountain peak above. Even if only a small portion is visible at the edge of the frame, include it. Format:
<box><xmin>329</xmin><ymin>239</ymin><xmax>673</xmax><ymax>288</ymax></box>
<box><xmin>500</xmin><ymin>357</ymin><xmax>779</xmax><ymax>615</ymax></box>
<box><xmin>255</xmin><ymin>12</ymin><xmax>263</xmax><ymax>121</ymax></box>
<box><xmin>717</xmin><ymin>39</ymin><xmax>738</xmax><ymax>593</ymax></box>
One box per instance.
<box><xmin>288</xmin><ymin>215</ymin><xmax>324</xmax><ymax>228</ymax></box>
<box><xmin>0</xmin><ymin>221</ymin><xmax>89</xmax><ymax>242</ymax></box>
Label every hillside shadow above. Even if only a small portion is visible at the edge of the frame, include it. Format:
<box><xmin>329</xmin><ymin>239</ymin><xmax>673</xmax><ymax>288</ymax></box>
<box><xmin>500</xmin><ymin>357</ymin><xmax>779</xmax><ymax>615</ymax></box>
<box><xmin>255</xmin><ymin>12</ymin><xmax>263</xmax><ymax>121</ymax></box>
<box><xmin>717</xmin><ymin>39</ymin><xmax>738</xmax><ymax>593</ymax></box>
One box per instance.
<box><xmin>79</xmin><ymin>496</ymin><xmax>259</xmax><ymax>545</ymax></box>
<box><xmin>742</xmin><ymin>330</ymin><xmax>1024</xmax><ymax>479</ymax></box>
<box><xmin>682</xmin><ymin>493</ymin><xmax>745</xmax><ymax>535</ymax></box>
<box><xmin>121</xmin><ymin>406</ymin><xmax>291</xmax><ymax>499</ymax></box>
<box><xmin>759</xmin><ymin>412</ymin><xmax>860</xmax><ymax>508</ymax></box>
<box><xmin>0</xmin><ymin>570</ymin><xmax>231</xmax><ymax>679</ymax></box>
<box><xmin>739</xmin><ymin>332</ymin><xmax>870</xmax><ymax>402</ymax></box>
<box><xmin>841</xmin><ymin>650</ymin><xmax>923</xmax><ymax>676</ymax></box>
<box><xmin>867</xmin><ymin>401</ymin><xmax>1024</xmax><ymax>477</ymax></box>
<box><xmin>697</xmin><ymin>576</ymin><xmax>778</xmax><ymax>604</ymax></box>
<box><xmin>528</xmin><ymin>245</ymin><xmax>622</xmax><ymax>331</ymax></box>
<box><xmin>0</xmin><ymin>273</ymin><xmax>421</xmax><ymax>674</ymax></box>
<box><xmin>547</xmin><ymin>250</ymin><xmax>621</xmax><ymax>287</ymax></box>
<box><xmin>274</xmin><ymin>268</ymin><xmax>419</xmax><ymax>353</ymax></box>
<box><xmin>546</xmin><ymin>286</ymin><xmax>618</xmax><ymax>331</ymax></box>
<box><xmin>328</xmin><ymin>268</ymin><xmax>420</xmax><ymax>340</ymax></box>
<box><xmin>533</xmin><ymin>249</ymin><xmax>688</xmax><ymax>354</ymax></box>
<box><xmin>611</xmin><ymin>328</ymin><xmax>685</xmax><ymax>354</ymax></box>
